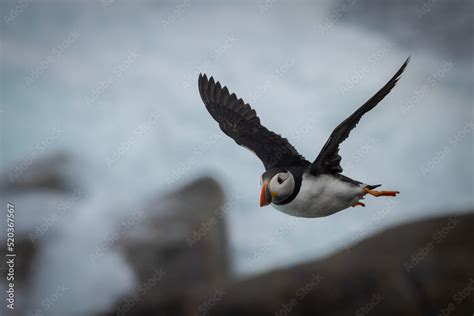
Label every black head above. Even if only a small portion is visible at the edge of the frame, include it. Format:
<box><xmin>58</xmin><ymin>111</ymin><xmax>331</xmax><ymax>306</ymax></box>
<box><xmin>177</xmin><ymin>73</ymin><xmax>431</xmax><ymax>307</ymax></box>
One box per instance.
<box><xmin>259</xmin><ymin>167</ymin><xmax>305</xmax><ymax>207</ymax></box>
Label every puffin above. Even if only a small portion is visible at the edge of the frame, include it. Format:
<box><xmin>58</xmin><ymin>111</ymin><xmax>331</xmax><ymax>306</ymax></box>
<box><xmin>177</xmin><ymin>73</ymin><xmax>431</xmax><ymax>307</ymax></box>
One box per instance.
<box><xmin>198</xmin><ymin>58</ymin><xmax>409</xmax><ymax>218</ymax></box>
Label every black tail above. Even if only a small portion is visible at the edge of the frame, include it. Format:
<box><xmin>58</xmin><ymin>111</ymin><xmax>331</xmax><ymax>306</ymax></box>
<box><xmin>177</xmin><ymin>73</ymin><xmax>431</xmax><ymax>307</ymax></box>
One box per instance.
<box><xmin>366</xmin><ymin>184</ymin><xmax>382</xmax><ymax>190</ymax></box>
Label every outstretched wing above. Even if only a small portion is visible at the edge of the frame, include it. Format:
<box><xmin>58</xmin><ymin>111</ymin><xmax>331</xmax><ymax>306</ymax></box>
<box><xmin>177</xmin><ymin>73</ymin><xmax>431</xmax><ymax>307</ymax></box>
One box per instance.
<box><xmin>310</xmin><ymin>57</ymin><xmax>410</xmax><ymax>175</ymax></box>
<box><xmin>198</xmin><ymin>74</ymin><xmax>308</xmax><ymax>170</ymax></box>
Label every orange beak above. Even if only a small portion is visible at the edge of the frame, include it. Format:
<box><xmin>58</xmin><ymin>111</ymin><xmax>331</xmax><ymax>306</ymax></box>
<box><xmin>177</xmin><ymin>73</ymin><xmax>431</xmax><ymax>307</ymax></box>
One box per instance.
<box><xmin>260</xmin><ymin>182</ymin><xmax>271</xmax><ymax>207</ymax></box>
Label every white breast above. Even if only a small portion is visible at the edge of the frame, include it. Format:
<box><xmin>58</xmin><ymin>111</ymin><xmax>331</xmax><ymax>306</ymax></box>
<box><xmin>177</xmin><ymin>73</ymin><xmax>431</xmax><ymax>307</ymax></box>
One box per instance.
<box><xmin>272</xmin><ymin>173</ymin><xmax>364</xmax><ymax>218</ymax></box>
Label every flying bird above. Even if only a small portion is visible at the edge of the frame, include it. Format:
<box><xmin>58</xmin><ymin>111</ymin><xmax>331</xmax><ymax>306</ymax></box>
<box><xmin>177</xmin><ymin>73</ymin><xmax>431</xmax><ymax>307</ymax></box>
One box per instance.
<box><xmin>198</xmin><ymin>58</ymin><xmax>409</xmax><ymax>218</ymax></box>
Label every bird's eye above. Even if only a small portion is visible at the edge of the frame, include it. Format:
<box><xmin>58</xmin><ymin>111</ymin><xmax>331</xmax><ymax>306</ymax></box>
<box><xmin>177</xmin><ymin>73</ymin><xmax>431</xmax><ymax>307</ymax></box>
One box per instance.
<box><xmin>277</xmin><ymin>177</ymin><xmax>283</xmax><ymax>184</ymax></box>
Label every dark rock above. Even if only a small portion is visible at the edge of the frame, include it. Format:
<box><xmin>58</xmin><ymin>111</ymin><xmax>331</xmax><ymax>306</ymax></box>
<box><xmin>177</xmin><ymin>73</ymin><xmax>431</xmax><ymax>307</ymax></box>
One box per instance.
<box><xmin>0</xmin><ymin>152</ymin><xmax>81</xmax><ymax>315</ymax></box>
<box><xmin>111</xmin><ymin>177</ymin><xmax>230</xmax><ymax>316</ymax></box>
<box><xmin>0</xmin><ymin>236</ymin><xmax>37</xmax><ymax>315</ymax></box>
<box><xmin>188</xmin><ymin>213</ymin><xmax>474</xmax><ymax>316</ymax></box>
<box><xmin>0</xmin><ymin>151</ymin><xmax>72</xmax><ymax>194</ymax></box>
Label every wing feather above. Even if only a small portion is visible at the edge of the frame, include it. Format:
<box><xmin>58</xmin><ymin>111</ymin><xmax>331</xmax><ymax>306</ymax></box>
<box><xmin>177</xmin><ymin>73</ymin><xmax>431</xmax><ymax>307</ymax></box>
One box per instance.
<box><xmin>198</xmin><ymin>74</ymin><xmax>308</xmax><ymax>170</ymax></box>
<box><xmin>310</xmin><ymin>57</ymin><xmax>410</xmax><ymax>174</ymax></box>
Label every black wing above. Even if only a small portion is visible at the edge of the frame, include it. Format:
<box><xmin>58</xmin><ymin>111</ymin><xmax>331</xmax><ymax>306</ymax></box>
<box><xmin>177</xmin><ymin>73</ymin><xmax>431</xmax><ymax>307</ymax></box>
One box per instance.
<box><xmin>198</xmin><ymin>74</ymin><xmax>309</xmax><ymax>170</ymax></box>
<box><xmin>310</xmin><ymin>58</ymin><xmax>410</xmax><ymax>175</ymax></box>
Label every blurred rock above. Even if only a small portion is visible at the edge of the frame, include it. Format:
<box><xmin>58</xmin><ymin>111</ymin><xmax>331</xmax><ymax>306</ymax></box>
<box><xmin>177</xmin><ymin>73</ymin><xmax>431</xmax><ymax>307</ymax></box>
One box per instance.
<box><xmin>188</xmin><ymin>213</ymin><xmax>474</xmax><ymax>316</ymax></box>
<box><xmin>0</xmin><ymin>151</ymin><xmax>73</xmax><ymax>193</ymax></box>
<box><xmin>2</xmin><ymin>151</ymin><xmax>472</xmax><ymax>316</ymax></box>
<box><xmin>0</xmin><ymin>151</ymin><xmax>81</xmax><ymax>315</ymax></box>
<box><xmin>110</xmin><ymin>177</ymin><xmax>230</xmax><ymax>316</ymax></box>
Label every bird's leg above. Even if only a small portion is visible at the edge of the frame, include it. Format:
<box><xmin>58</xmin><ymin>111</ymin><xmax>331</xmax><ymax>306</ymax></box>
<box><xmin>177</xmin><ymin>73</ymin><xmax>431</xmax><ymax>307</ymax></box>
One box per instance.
<box><xmin>364</xmin><ymin>187</ymin><xmax>399</xmax><ymax>197</ymax></box>
<box><xmin>352</xmin><ymin>201</ymin><xmax>365</xmax><ymax>207</ymax></box>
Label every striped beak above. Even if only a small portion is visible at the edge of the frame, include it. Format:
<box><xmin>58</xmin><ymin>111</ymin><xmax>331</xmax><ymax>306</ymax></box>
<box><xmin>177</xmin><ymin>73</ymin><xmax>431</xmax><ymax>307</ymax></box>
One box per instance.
<box><xmin>260</xmin><ymin>182</ymin><xmax>272</xmax><ymax>207</ymax></box>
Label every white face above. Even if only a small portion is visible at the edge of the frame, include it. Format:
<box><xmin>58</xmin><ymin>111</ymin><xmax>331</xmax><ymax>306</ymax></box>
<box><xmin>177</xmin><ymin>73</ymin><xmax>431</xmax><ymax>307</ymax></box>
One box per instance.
<box><xmin>268</xmin><ymin>171</ymin><xmax>295</xmax><ymax>203</ymax></box>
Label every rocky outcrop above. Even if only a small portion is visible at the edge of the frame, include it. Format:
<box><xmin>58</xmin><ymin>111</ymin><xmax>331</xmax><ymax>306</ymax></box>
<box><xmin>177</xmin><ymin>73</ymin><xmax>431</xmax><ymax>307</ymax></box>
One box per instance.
<box><xmin>110</xmin><ymin>177</ymin><xmax>230</xmax><ymax>316</ymax></box>
<box><xmin>105</xmin><ymin>201</ymin><xmax>474</xmax><ymax>316</ymax></box>
<box><xmin>2</xmin><ymin>152</ymin><xmax>472</xmax><ymax>316</ymax></box>
<box><xmin>188</xmin><ymin>213</ymin><xmax>474</xmax><ymax>316</ymax></box>
<box><xmin>0</xmin><ymin>152</ymin><xmax>72</xmax><ymax>193</ymax></box>
<box><xmin>0</xmin><ymin>151</ymin><xmax>79</xmax><ymax>315</ymax></box>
